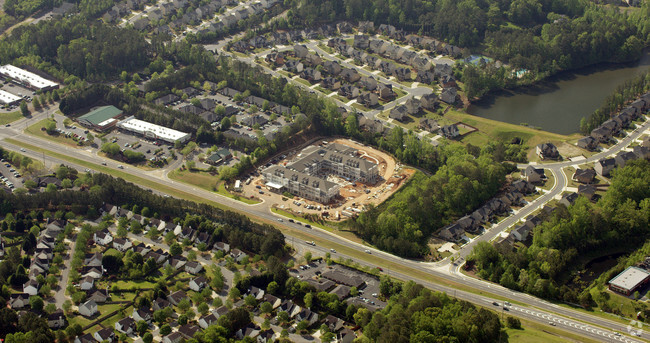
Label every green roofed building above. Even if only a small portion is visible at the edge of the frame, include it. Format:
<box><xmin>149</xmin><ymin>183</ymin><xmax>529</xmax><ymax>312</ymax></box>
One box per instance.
<box><xmin>206</xmin><ymin>148</ymin><xmax>233</xmax><ymax>165</ymax></box>
<box><xmin>77</xmin><ymin>105</ymin><xmax>123</xmax><ymax>131</ymax></box>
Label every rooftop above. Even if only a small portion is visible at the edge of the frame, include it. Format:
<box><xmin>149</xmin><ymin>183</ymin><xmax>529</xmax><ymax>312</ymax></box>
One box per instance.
<box><xmin>78</xmin><ymin>106</ymin><xmax>123</xmax><ymax>126</ymax></box>
<box><xmin>0</xmin><ymin>64</ymin><xmax>58</xmax><ymax>89</ymax></box>
<box><xmin>0</xmin><ymin>89</ymin><xmax>21</xmax><ymax>104</ymax></box>
<box><xmin>117</xmin><ymin>116</ymin><xmax>190</xmax><ymax>143</ymax></box>
<box><xmin>609</xmin><ymin>266</ymin><xmax>650</xmax><ymax>291</ymax></box>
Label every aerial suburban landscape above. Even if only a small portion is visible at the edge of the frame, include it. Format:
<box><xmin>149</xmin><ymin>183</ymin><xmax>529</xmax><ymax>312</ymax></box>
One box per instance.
<box><xmin>0</xmin><ymin>0</ymin><xmax>649</xmax><ymax>342</ymax></box>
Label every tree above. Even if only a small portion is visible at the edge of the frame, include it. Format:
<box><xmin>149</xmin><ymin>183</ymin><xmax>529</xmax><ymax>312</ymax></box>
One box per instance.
<box><xmin>30</xmin><ymin>295</ymin><xmax>44</xmax><ymax>312</ymax></box>
<box><xmin>170</xmin><ymin>243</ymin><xmax>182</xmax><ymax>256</ymax></box>
<box><xmin>198</xmin><ymin>302</ymin><xmax>210</xmax><ymax>315</ymax></box>
<box><xmin>244</xmin><ymin>295</ymin><xmax>256</xmax><ymax>307</ymax></box>
<box><xmin>304</xmin><ymin>251</ymin><xmax>312</xmax><ymax>263</ymax></box>
<box><xmin>142</xmin><ymin>332</ymin><xmax>153</xmax><ymax>343</ymax></box>
<box><xmin>164</xmin><ymin>231</ymin><xmax>176</xmax><ymax>245</ymax></box>
<box><xmin>506</xmin><ymin>316</ymin><xmax>521</xmax><ymax>329</ymax></box>
<box><xmin>86</xmin><ymin>133</ymin><xmax>95</xmax><ymax>144</ymax></box>
<box><xmin>44</xmin><ymin>120</ymin><xmax>57</xmax><ymax>134</ymax></box>
<box><xmin>260</xmin><ymin>301</ymin><xmax>272</xmax><ymax>315</ymax></box>
<box><xmin>20</xmin><ymin>101</ymin><xmax>29</xmax><ymax>116</ymax></box>
<box><xmin>136</xmin><ymin>320</ymin><xmax>148</xmax><ymax>336</ymax></box>
<box><xmin>160</xmin><ymin>324</ymin><xmax>171</xmax><ymax>335</ymax></box>
<box><xmin>32</xmin><ymin>97</ymin><xmax>41</xmax><ymax>110</ymax></box>
<box><xmin>116</xmin><ymin>225</ymin><xmax>128</xmax><ymax>238</ymax></box>
<box><xmin>187</xmin><ymin>250</ymin><xmax>197</xmax><ymax>261</ymax></box>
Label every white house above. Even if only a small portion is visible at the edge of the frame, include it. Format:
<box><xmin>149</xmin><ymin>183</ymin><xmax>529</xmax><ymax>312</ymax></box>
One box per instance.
<box><xmin>112</xmin><ymin>238</ymin><xmax>132</xmax><ymax>252</ymax></box>
<box><xmin>78</xmin><ymin>300</ymin><xmax>98</xmax><ymax>317</ymax></box>
<box><xmin>93</xmin><ymin>229</ymin><xmax>113</xmax><ymax>246</ymax></box>
<box><xmin>93</xmin><ymin>328</ymin><xmax>115</xmax><ymax>342</ymax></box>
<box><xmin>23</xmin><ymin>279</ymin><xmax>39</xmax><ymax>295</ymax></box>
<box><xmin>189</xmin><ymin>276</ymin><xmax>208</xmax><ymax>292</ymax></box>
<box><xmin>184</xmin><ymin>261</ymin><xmax>203</xmax><ymax>275</ymax></box>
<box><xmin>80</xmin><ymin>276</ymin><xmax>95</xmax><ymax>291</ymax></box>
<box><xmin>132</xmin><ymin>308</ymin><xmax>152</xmax><ymax>323</ymax></box>
<box><xmin>199</xmin><ymin>313</ymin><xmax>218</xmax><ymax>329</ymax></box>
<box><xmin>248</xmin><ymin>286</ymin><xmax>265</xmax><ymax>300</ymax></box>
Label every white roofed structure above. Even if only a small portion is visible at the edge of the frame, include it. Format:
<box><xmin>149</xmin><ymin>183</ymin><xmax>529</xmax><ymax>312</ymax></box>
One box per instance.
<box><xmin>0</xmin><ymin>65</ymin><xmax>59</xmax><ymax>91</ymax></box>
<box><xmin>117</xmin><ymin>116</ymin><xmax>190</xmax><ymax>144</ymax></box>
<box><xmin>0</xmin><ymin>90</ymin><xmax>22</xmax><ymax>105</ymax></box>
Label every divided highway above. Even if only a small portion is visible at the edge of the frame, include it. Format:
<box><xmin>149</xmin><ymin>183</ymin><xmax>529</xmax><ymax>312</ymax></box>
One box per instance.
<box><xmin>2</xmin><ymin>114</ymin><xmax>649</xmax><ymax>342</ymax></box>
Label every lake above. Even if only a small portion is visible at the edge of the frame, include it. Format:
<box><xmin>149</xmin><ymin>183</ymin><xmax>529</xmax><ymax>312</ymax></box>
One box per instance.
<box><xmin>467</xmin><ymin>51</ymin><xmax>650</xmax><ymax>135</ymax></box>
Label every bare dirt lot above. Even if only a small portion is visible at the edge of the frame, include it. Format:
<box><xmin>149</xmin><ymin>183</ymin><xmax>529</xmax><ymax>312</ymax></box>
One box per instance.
<box><xmin>242</xmin><ymin>138</ymin><xmax>415</xmax><ymax>221</ymax></box>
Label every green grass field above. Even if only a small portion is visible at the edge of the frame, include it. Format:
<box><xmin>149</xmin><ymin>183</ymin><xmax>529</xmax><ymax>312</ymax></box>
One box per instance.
<box><xmin>0</xmin><ymin>111</ymin><xmax>23</xmax><ymax>125</ymax></box>
<box><xmin>216</xmin><ymin>182</ymin><xmax>261</xmax><ymax>204</ymax></box>
<box><xmin>26</xmin><ymin>119</ymin><xmax>82</xmax><ymax>148</ymax></box>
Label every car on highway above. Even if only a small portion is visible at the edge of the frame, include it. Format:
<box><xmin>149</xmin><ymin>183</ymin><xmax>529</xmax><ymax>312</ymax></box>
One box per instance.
<box><xmin>330</xmin><ymin>249</ymin><xmax>336</xmax><ymax>253</ymax></box>
<box><xmin>277</xmin><ymin>218</ymin><xmax>283</xmax><ymax>222</ymax></box>
<box><xmin>305</xmin><ymin>224</ymin><xmax>311</xmax><ymax>229</ymax></box>
<box><xmin>493</xmin><ymin>302</ymin><xmax>499</xmax><ymax>306</ymax></box>
<box><xmin>20</xmin><ymin>148</ymin><xmax>25</xmax><ymax>152</ymax></box>
<box><xmin>288</xmin><ymin>219</ymin><xmax>294</xmax><ymax>223</ymax></box>
<box><xmin>365</xmin><ymin>249</ymin><xmax>371</xmax><ymax>254</ymax></box>
<box><xmin>117</xmin><ymin>165</ymin><xmax>124</xmax><ymax>169</ymax></box>
<box><xmin>85</xmin><ymin>169</ymin><xmax>90</xmax><ymax>172</ymax></box>
<box><xmin>101</xmin><ymin>162</ymin><xmax>107</xmax><ymax>165</ymax></box>
<box><xmin>548</xmin><ymin>322</ymin><xmax>555</xmax><ymax>326</ymax></box>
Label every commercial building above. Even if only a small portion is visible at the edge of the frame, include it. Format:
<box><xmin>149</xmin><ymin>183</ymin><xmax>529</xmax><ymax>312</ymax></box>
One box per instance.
<box><xmin>0</xmin><ymin>65</ymin><xmax>59</xmax><ymax>91</ymax></box>
<box><xmin>116</xmin><ymin>116</ymin><xmax>190</xmax><ymax>144</ymax></box>
<box><xmin>77</xmin><ymin>105</ymin><xmax>124</xmax><ymax>131</ymax></box>
<box><xmin>262</xmin><ymin>142</ymin><xmax>379</xmax><ymax>203</ymax></box>
<box><xmin>608</xmin><ymin>266</ymin><xmax>650</xmax><ymax>296</ymax></box>
<box><xmin>0</xmin><ymin>89</ymin><xmax>22</xmax><ymax>105</ymax></box>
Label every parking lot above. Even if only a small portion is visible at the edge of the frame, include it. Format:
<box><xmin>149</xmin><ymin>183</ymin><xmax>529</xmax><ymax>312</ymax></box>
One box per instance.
<box><xmin>0</xmin><ymin>81</ymin><xmax>33</xmax><ymax>112</ymax></box>
<box><xmin>0</xmin><ymin>158</ymin><xmax>25</xmax><ymax>192</ymax></box>
<box><xmin>104</xmin><ymin>129</ymin><xmax>174</xmax><ymax>163</ymax></box>
<box><xmin>291</xmin><ymin>261</ymin><xmax>387</xmax><ymax>310</ymax></box>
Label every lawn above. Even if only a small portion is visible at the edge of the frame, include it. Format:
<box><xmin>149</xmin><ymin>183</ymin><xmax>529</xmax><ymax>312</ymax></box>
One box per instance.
<box><xmin>295</xmin><ymin>78</ymin><xmax>311</xmax><ymax>87</ymax></box>
<box><xmin>0</xmin><ymin>111</ymin><xmax>23</xmax><ymax>125</ymax></box>
<box><xmin>100</xmin><ymin>305</ymin><xmax>132</xmax><ymax>329</ymax></box>
<box><xmin>314</xmin><ymin>86</ymin><xmax>333</xmax><ymax>95</ymax></box>
<box><xmin>168</xmin><ymin>168</ymin><xmax>217</xmax><ymax>190</ymax></box>
<box><xmin>506</xmin><ymin>318</ymin><xmax>601</xmax><ymax>343</ymax></box>
<box><xmin>25</xmin><ymin>119</ymin><xmax>82</xmax><ymax>148</ymax></box>
<box><xmin>272</xmin><ymin>207</ymin><xmax>364</xmax><ymax>245</ymax></box>
<box><xmin>103</xmin><ymin>279</ymin><xmax>156</xmax><ymax>290</ymax></box>
<box><xmin>98</xmin><ymin>303</ymin><xmax>124</xmax><ymax>315</ymax></box>
<box><xmin>68</xmin><ymin>314</ymin><xmax>95</xmax><ymax>328</ymax></box>
<box><xmin>351</xmin><ymin>103</ymin><xmax>370</xmax><ymax>112</ymax></box>
<box><xmin>539</xmin><ymin>169</ymin><xmax>555</xmax><ymax>191</ymax></box>
<box><xmin>216</xmin><ymin>182</ymin><xmax>261</xmax><ymax>205</ymax></box>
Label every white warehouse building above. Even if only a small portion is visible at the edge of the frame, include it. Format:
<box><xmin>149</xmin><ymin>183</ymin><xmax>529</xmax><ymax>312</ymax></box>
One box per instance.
<box><xmin>0</xmin><ymin>89</ymin><xmax>22</xmax><ymax>105</ymax></box>
<box><xmin>0</xmin><ymin>65</ymin><xmax>59</xmax><ymax>91</ymax></box>
<box><xmin>116</xmin><ymin>116</ymin><xmax>191</xmax><ymax>144</ymax></box>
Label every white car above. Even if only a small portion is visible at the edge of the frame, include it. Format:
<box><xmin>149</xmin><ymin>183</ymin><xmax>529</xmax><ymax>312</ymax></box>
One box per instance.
<box><xmin>330</xmin><ymin>249</ymin><xmax>336</xmax><ymax>253</ymax></box>
<box><xmin>277</xmin><ymin>218</ymin><xmax>283</xmax><ymax>222</ymax></box>
<box><xmin>365</xmin><ymin>249</ymin><xmax>371</xmax><ymax>254</ymax></box>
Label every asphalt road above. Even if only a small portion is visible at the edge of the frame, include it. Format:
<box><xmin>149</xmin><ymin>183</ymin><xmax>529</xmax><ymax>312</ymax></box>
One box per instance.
<box><xmin>2</xmin><ymin>123</ymin><xmax>648</xmax><ymax>342</ymax></box>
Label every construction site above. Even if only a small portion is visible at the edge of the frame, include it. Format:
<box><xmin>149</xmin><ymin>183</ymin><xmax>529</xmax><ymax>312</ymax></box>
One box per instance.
<box><xmin>242</xmin><ymin>138</ymin><xmax>414</xmax><ymax>221</ymax></box>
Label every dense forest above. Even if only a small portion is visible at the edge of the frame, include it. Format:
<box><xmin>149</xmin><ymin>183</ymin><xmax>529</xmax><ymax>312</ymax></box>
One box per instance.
<box><xmin>350</xmin><ymin>144</ymin><xmax>510</xmax><ymax>258</ymax></box>
<box><xmin>286</xmin><ymin>0</ymin><xmax>649</xmax><ymax>92</ymax></box>
<box><xmin>468</xmin><ymin>160</ymin><xmax>650</xmax><ymax>305</ymax></box>
<box><xmin>580</xmin><ymin>70</ymin><xmax>650</xmax><ymax>134</ymax></box>
<box><xmin>0</xmin><ymin>17</ymin><xmax>151</xmax><ymax>81</ymax></box>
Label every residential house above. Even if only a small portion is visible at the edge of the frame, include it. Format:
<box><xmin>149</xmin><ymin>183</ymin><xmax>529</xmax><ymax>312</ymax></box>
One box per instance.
<box><xmin>439</xmin><ymin>223</ymin><xmax>464</xmax><ymax>242</ymax></box>
<box><xmin>153</xmin><ymin>297</ymin><xmax>171</xmax><ymax>311</ymax></box>
<box><xmin>359</xmin><ymin>76</ymin><xmax>378</xmax><ymax>91</ymax></box>
<box><xmin>165</xmin><ymin>257</ymin><xmax>187</xmax><ymax>270</ymax></box>
<box><xmin>420</xmin><ymin>93</ymin><xmax>438</xmax><ymax>110</ymax></box>
<box><xmin>323</xmin><ymin>61</ymin><xmax>342</xmax><ymax>75</ymax></box>
<box><xmin>595</xmin><ymin>158</ymin><xmax>616</xmax><ymax>176</ymax></box>
<box><xmin>296</xmin><ymin>308</ymin><xmax>319</xmax><ymax>326</ymax></box>
<box><xmin>304</xmin><ymin>53</ymin><xmax>322</xmax><ymax>67</ymax></box>
<box><xmin>93</xmin><ymin>328</ymin><xmax>115</xmax><ymax>343</ymax></box>
<box><xmin>79</xmin><ymin>300</ymin><xmax>98</xmax><ymax>317</ymax></box>
<box><xmin>633</xmin><ymin>145</ymin><xmax>650</xmax><ymax>160</ymax></box>
<box><xmin>536</xmin><ymin>143</ymin><xmax>560</xmax><ymax>160</ymax></box>
<box><xmin>338</xmin><ymin>327</ymin><xmax>356</xmax><ymax>343</ymax></box>
<box><xmin>416</xmin><ymin>70</ymin><xmax>435</xmax><ymax>85</ymax></box>
<box><xmin>82</xmin><ymin>266</ymin><xmax>103</xmax><ymax>280</ymax></box>
<box><xmin>74</xmin><ymin>333</ymin><xmax>97</xmax><ymax>343</ymax></box>
<box><xmin>301</xmin><ymin>68</ymin><xmax>322</xmax><ymax>82</ymax></box>
<box><xmin>559</xmin><ymin>192</ymin><xmax>579</xmax><ymax>207</ymax></box>
<box><xmin>591</xmin><ymin>126</ymin><xmax>612</xmax><ymax>143</ymax></box>
<box><xmin>178</xmin><ymin>324</ymin><xmax>202</xmax><ymax>339</ymax></box>
<box><xmin>339</xmin><ymin>84</ymin><xmax>360</xmax><ymax>99</ymax></box>
<box><xmin>573</xmin><ymin>168</ymin><xmax>596</xmax><ymax>184</ymax></box>
<box><xmin>185</xmin><ymin>261</ymin><xmax>204</xmax><ymax>275</ymax></box>
<box><xmin>293</xmin><ymin>44</ymin><xmax>308</xmax><ymax>58</ymax></box>
<box><xmin>321</xmin><ymin>77</ymin><xmax>341</xmax><ymax>90</ymax></box>
<box><xmin>614</xmin><ymin>151</ymin><xmax>637</xmax><ymax>168</ymax></box>
<box><xmin>357</xmin><ymin>92</ymin><xmax>378</xmax><ymax>107</ymax></box>
<box><xmin>278</xmin><ymin>300</ymin><xmax>302</xmax><ymax>318</ymax></box>
<box><xmin>112</xmin><ymin>238</ymin><xmax>132</xmax><ymax>252</ymax></box>
<box><xmin>359</xmin><ymin>21</ymin><xmax>374</xmax><ymax>32</ymax></box>
<box><xmin>10</xmin><ymin>293</ymin><xmax>30</xmax><ymax>309</ymax></box>
<box><xmin>213</xmin><ymin>242</ymin><xmax>230</xmax><ymax>253</ymax></box>
<box><xmin>199</xmin><ymin>313</ymin><xmax>218</xmax><ymax>329</ymax></box>
<box><xmin>378</xmin><ymin>83</ymin><xmax>394</xmax><ymax>99</ymax></box>
<box><xmin>340</xmin><ymin>68</ymin><xmax>361</xmax><ymax>83</ymax></box>
<box><xmin>115</xmin><ymin>317</ymin><xmax>136</xmax><ymax>335</ymax></box>
<box><xmin>236</xmin><ymin>323</ymin><xmax>260</xmax><ymax>340</ymax></box>
<box><xmin>263</xmin><ymin>294</ymin><xmax>282</xmax><ymax>309</ymax></box>
<box><xmin>324</xmin><ymin>315</ymin><xmax>345</xmax><ymax>332</ymax></box>
<box><xmin>353</xmin><ymin>35</ymin><xmax>370</xmax><ymax>49</ymax></box>
<box><xmin>440</xmin><ymin>124</ymin><xmax>460</xmax><ymax>139</ymax></box>
<box><xmin>330</xmin><ymin>284</ymin><xmax>351</xmax><ymax>300</ymax></box>
<box><xmin>163</xmin><ymin>332</ymin><xmax>184</xmax><ymax>343</ymax></box>
<box><xmin>577</xmin><ymin>136</ymin><xmax>598</xmax><ymax>151</ymax></box>
<box><xmin>378</xmin><ymin>61</ymin><xmax>396</xmax><ymax>76</ymax></box>
<box><xmin>440</xmin><ymin>87</ymin><xmax>457</xmax><ymax>104</ymax></box>
<box><xmin>23</xmin><ymin>279</ymin><xmax>39</xmax><ymax>295</ymax></box>
<box><xmin>230</xmin><ymin>248</ymin><xmax>248</xmax><ymax>263</ymax></box>
<box><xmin>523</xmin><ymin>166</ymin><xmax>545</xmax><ymax>183</ymax></box>
<box><xmin>169</xmin><ymin>290</ymin><xmax>188</xmax><ymax>306</ymax></box>
<box><xmin>257</xmin><ymin>329</ymin><xmax>274</xmax><ymax>343</ymax></box>
<box><xmin>87</xmin><ymin>289</ymin><xmax>109</xmax><ymax>303</ymax></box>
<box><xmin>578</xmin><ymin>184</ymin><xmax>597</xmax><ymax>201</ymax></box>
<box><xmin>389</xmin><ymin>105</ymin><xmax>408</xmax><ymax>122</ymax></box>
<box><xmin>395</xmin><ymin>67</ymin><xmax>412</xmax><ymax>81</ymax></box>
<box><xmin>93</xmin><ymin>230</ymin><xmax>113</xmax><ymax>246</ymax></box>
<box><xmin>132</xmin><ymin>308</ymin><xmax>152</xmax><ymax>323</ymax></box>
<box><xmin>283</xmin><ymin>60</ymin><xmax>304</xmax><ymax>73</ymax></box>
<box><xmin>419</xmin><ymin>118</ymin><xmax>439</xmax><ymax>132</ymax></box>
<box><xmin>47</xmin><ymin>310</ymin><xmax>66</xmax><ymax>329</ymax></box>
<box><xmin>80</xmin><ymin>276</ymin><xmax>95</xmax><ymax>291</ymax></box>
<box><xmin>405</xmin><ymin>97</ymin><xmax>421</xmax><ymax>115</ymax></box>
